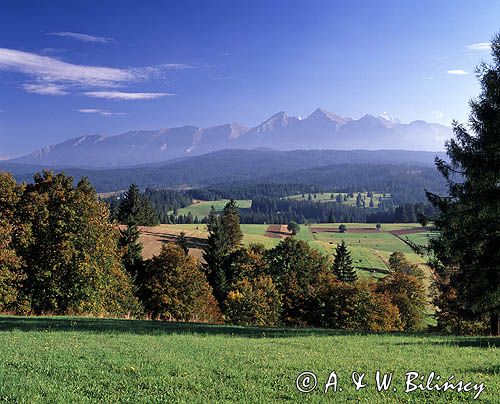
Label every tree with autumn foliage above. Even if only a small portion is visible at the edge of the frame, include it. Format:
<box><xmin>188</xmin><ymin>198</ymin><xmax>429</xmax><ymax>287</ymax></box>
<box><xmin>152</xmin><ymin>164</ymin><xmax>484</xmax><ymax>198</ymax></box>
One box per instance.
<box><xmin>266</xmin><ymin>237</ymin><xmax>331</xmax><ymax>325</ymax></box>
<box><xmin>0</xmin><ymin>173</ymin><xmax>26</xmax><ymax>312</ymax></box>
<box><xmin>14</xmin><ymin>172</ymin><xmax>139</xmax><ymax>316</ymax></box>
<box><xmin>225</xmin><ymin>275</ymin><xmax>281</xmax><ymax>326</ymax></box>
<box><xmin>138</xmin><ymin>243</ymin><xmax>221</xmax><ymax>322</ymax></box>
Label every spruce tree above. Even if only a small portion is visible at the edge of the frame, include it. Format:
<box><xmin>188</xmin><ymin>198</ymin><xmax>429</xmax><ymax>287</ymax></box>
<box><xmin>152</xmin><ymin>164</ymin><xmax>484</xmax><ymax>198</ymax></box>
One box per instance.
<box><xmin>120</xmin><ymin>219</ymin><xmax>143</xmax><ymax>280</ymax></box>
<box><xmin>118</xmin><ymin>184</ymin><xmax>159</xmax><ymax>226</ymax></box>
<box><xmin>333</xmin><ymin>240</ymin><xmax>357</xmax><ymax>282</ymax></box>
<box><xmin>176</xmin><ymin>231</ymin><xmax>189</xmax><ymax>255</ymax></box>
<box><xmin>203</xmin><ymin>207</ymin><xmax>231</xmax><ymax>303</ymax></box>
<box><xmin>221</xmin><ymin>199</ymin><xmax>243</xmax><ymax>249</ymax></box>
<box><xmin>427</xmin><ymin>33</ymin><xmax>500</xmax><ymax>335</ymax></box>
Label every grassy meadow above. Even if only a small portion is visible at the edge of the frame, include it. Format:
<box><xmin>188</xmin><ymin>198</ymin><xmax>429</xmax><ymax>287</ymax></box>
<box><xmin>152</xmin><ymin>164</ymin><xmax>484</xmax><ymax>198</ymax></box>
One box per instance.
<box><xmin>284</xmin><ymin>192</ymin><xmax>391</xmax><ymax>207</ymax></box>
<box><xmin>140</xmin><ymin>222</ymin><xmax>432</xmax><ymax>280</ymax></box>
<box><xmin>0</xmin><ymin>316</ymin><xmax>497</xmax><ymax>403</ymax></box>
<box><xmin>174</xmin><ymin>199</ymin><xmax>252</xmax><ymax>218</ymax></box>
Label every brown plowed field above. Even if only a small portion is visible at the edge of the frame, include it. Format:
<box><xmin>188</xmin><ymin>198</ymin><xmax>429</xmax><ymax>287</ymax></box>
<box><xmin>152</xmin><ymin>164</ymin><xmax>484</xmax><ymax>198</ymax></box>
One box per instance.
<box><xmin>310</xmin><ymin>226</ymin><xmax>381</xmax><ymax>234</ymax></box>
<box><xmin>389</xmin><ymin>226</ymin><xmax>434</xmax><ymax>236</ymax></box>
<box><xmin>264</xmin><ymin>224</ymin><xmax>291</xmax><ymax>239</ymax></box>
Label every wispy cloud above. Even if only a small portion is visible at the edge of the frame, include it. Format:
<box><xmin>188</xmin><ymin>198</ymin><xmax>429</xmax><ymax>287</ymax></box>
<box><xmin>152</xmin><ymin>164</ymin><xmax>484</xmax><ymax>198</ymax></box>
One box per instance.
<box><xmin>22</xmin><ymin>83</ymin><xmax>68</xmax><ymax>95</ymax></box>
<box><xmin>0</xmin><ymin>48</ymin><xmax>135</xmax><ymax>87</ymax></box>
<box><xmin>77</xmin><ymin>108</ymin><xmax>127</xmax><ymax>116</ymax></box>
<box><xmin>447</xmin><ymin>69</ymin><xmax>469</xmax><ymax>75</ymax></box>
<box><xmin>466</xmin><ymin>42</ymin><xmax>491</xmax><ymax>52</ymax></box>
<box><xmin>84</xmin><ymin>91</ymin><xmax>172</xmax><ymax>100</ymax></box>
<box><xmin>0</xmin><ymin>47</ymin><xmax>188</xmax><ymax>98</ymax></box>
<box><xmin>48</xmin><ymin>32</ymin><xmax>114</xmax><ymax>44</ymax></box>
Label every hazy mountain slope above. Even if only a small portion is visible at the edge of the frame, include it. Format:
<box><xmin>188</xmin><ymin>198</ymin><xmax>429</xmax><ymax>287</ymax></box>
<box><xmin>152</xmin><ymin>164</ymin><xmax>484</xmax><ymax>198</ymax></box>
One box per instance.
<box><xmin>2</xmin><ymin>149</ymin><xmax>446</xmax><ymax>192</ymax></box>
<box><xmin>9</xmin><ymin>108</ymin><xmax>452</xmax><ymax>167</ymax></box>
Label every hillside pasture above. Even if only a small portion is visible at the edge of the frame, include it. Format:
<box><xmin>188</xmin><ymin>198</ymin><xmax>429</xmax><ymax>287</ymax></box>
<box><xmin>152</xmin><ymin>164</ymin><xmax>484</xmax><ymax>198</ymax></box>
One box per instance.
<box><xmin>138</xmin><ymin>223</ymin><xmax>432</xmax><ymax>280</ymax></box>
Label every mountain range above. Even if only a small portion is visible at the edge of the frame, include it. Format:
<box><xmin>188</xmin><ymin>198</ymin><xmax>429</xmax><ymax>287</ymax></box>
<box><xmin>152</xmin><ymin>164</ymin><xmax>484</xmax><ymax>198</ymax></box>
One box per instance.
<box><xmin>9</xmin><ymin>108</ymin><xmax>452</xmax><ymax>168</ymax></box>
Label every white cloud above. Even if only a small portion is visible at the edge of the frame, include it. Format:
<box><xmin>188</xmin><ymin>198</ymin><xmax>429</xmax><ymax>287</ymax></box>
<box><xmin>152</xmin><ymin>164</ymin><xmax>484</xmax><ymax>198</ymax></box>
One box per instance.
<box><xmin>447</xmin><ymin>69</ymin><xmax>469</xmax><ymax>75</ymax></box>
<box><xmin>22</xmin><ymin>83</ymin><xmax>68</xmax><ymax>95</ymax></box>
<box><xmin>0</xmin><ymin>48</ymin><xmax>189</xmax><ymax>97</ymax></box>
<box><xmin>84</xmin><ymin>91</ymin><xmax>172</xmax><ymax>100</ymax></box>
<box><xmin>49</xmin><ymin>32</ymin><xmax>114</xmax><ymax>44</ymax></box>
<box><xmin>0</xmin><ymin>48</ymin><xmax>135</xmax><ymax>87</ymax></box>
<box><xmin>466</xmin><ymin>42</ymin><xmax>491</xmax><ymax>52</ymax></box>
<box><xmin>77</xmin><ymin>108</ymin><xmax>127</xmax><ymax>117</ymax></box>
<box><xmin>77</xmin><ymin>108</ymin><xmax>102</xmax><ymax>113</ymax></box>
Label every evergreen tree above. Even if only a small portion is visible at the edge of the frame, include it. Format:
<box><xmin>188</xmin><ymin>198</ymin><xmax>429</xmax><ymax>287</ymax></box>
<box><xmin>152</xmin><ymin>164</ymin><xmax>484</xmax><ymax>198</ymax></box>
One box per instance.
<box><xmin>332</xmin><ymin>240</ymin><xmax>357</xmax><ymax>282</ymax></box>
<box><xmin>426</xmin><ymin>33</ymin><xmax>500</xmax><ymax>335</ymax></box>
<box><xmin>203</xmin><ymin>207</ymin><xmax>231</xmax><ymax>303</ymax></box>
<box><xmin>356</xmin><ymin>193</ymin><xmax>363</xmax><ymax>207</ymax></box>
<box><xmin>119</xmin><ymin>220</ymin><xmax>143</xmax><ymax>280</ymax></box>
<box><xmin>176</xmin><ymin>231</ymin><xmax>190</xmax><ymax>255</ymax></box>
<box><xmin>221</xmin><ymin>199</ymin><xmax>243</xmax><ymax>249</ymax></box>
<box><xmin>118</xmin><ymin>184</ymin><xmax>159</xmax><ymax>226</ymax></box>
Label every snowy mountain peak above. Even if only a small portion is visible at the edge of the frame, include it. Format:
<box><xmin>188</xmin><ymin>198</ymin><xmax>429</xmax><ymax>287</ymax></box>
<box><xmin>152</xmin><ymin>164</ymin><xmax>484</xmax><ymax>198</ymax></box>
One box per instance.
<box><xmin>378</xmin><ymin>112</ymin><xmax>401</xmax><ymax>127</ymax></box>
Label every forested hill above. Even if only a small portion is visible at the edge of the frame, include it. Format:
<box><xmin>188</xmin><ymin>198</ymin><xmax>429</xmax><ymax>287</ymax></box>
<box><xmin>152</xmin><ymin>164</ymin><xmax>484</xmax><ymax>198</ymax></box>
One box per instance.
<box><xmin>1</xmin><ymin>149</ymin><xmax>446</xmax><ymax>193</ymax></box>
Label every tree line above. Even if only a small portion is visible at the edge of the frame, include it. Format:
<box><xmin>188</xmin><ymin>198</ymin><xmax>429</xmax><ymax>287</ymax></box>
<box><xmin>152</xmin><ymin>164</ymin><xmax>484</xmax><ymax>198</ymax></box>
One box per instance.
<box><xmin>0</xmin><ymin>171</ymin><xmax>426</xmax><ymax>330</ymax></box>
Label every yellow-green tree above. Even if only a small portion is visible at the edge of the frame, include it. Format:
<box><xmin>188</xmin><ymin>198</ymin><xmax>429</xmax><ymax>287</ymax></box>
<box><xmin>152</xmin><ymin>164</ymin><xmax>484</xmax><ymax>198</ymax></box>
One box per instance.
<box><xmin>139</xmin><ymin>243</ymin><xmax>222</xmax><ymax>322</ymax></box>
<box><xmin>0</xmin><ymin>173</ymin><xmax>25</xmax><ymax>312</ymax></box>
<box><xmin>15</xmin><ymin>172</ymin><xmax>139</xmax><ymax>316</ymax></box>
<box><xmin>225</xmin><ymin>275</ymin><xmax>281</xmax><ymax>326</ymax></box>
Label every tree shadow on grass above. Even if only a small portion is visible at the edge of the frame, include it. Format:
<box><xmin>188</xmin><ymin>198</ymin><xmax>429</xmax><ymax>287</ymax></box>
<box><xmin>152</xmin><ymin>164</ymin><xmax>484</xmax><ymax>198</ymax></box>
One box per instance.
<box><xmin>1</xmin><ymin>317</ymin><xmax>499</xmax><ymax>344</ymax></box>
<box><xmin>0</xmin><ymin>316</ymin><xmax>355</xmax><ymax>338</ymax></box>
<box><xmin>391</xmin><ymin>338</ymin><xmax>500</xmax><ymax>348</ymax></box>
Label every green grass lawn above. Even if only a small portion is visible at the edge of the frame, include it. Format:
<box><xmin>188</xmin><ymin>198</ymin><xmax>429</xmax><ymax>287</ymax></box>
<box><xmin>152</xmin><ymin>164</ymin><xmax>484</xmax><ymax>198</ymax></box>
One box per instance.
<box><xmin>0</xmin><ymin>316</ymin><xmax>497</xmax><ymax>403</ymax></box>
<box><xmin>404</xmin><ymin>231</ymin><xmax>440</xmax><ymax>246</ymax></box>
<box><xmin>311</xmin><ymin>222</ymin><xmax>422</xmax><ymax>230</ymax></box>
<box><xmin>312</xmin><ymin>231</ymin><xmax>414</xmax><ymax>253</ymax></box>
<box><xmin>175</xmin><ymin>199</ymin><xmax>252</xmax><ymax>219</ymax></box>
<box><xmin>284</xmin><ymin>192</ymin><xmax>391</xmax><ymax>207</ymax></box>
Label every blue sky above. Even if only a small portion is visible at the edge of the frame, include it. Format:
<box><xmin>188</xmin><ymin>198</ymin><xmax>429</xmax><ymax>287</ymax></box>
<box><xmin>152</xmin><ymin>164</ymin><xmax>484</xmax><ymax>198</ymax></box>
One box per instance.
<box><xmin>0</xmin><ymin>0</ymin><xmax>498</xmax><ymax>157</ymax></box>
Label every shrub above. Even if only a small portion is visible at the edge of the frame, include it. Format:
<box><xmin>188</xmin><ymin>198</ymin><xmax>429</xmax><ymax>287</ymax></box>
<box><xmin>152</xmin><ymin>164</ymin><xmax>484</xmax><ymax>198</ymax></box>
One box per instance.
<box><xmin>375</xmin><ymin>271</ymin><xmax>427</xmax><ymax>330</ymax></box>
<box><xmin>287</xmin><ymin>221</ymin><xmax>300</xmax><ymax>235</ymax></box>
<box><xmin>312</xmin><ymin>277</ymin><xmax>374</xmax><ymax>330</ymax></box>
<box><xmin>368</xmin><ymin>291</ymin><xmax>403</xmax><ymax>332</ymax></box>
<box><xmin>266</xmin><ymin>238</ymin><xmax>330</xmax><ymax>325</ymax></box>
<box><xmin>225</xmin><ymin>275</ymin><xmax>281</xmax><ymax>326</ymax></box>
<box><xmin>139</xmin><ymin>243</ymin><xmax>222</xmax><ymax>322</ymax></box>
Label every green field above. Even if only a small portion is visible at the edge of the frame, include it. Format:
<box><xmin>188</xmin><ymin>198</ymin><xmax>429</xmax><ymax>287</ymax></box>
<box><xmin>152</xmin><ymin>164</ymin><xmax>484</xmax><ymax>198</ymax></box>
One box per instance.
<box><xmin>0</xmin><ymin>316</ymin><xmax>497</xmax><ymax>403</ymax></box>
<box><xmin>284</xmin><ymin>192</ymin><xmax>391</xmax><ymax>207</ymax></box>
<box><xmin>175</xmin><ymin>199</ymin><xmax>252</xmax><ymax>218</ymax></box>
<box><xmin>146</xmin><ymin>223</ymin><xmax>432</xmax><ymax>278</ymax></box>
